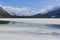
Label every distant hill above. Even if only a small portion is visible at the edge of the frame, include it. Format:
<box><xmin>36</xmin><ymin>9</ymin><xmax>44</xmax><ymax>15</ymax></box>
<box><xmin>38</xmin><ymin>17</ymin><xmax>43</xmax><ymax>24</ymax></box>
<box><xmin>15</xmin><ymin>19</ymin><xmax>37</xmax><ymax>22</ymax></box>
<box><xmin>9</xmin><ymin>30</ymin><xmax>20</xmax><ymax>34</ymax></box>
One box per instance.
<box><xmin>32</xmin><ymin>6</ymin><xmax>60</xmax><ymax>18</ymax></box>
<box><xmin>40</xmin><ymin>6</ymin><xmax>60</xmax><ymax>18</ymax></box>
<box><xmin>0</xmin><ymin>6</ymin><xmax>60</xmax><ymax>18</ymax></box>
<box><xmin>32</xmin><ymin>13</ymin><xmax>41</xmax><ymax>18</ymax></box>
<box><xmin>0</xmin><ymin>7</ymin><xmax>21</xmax><ymax>18</ymax></box>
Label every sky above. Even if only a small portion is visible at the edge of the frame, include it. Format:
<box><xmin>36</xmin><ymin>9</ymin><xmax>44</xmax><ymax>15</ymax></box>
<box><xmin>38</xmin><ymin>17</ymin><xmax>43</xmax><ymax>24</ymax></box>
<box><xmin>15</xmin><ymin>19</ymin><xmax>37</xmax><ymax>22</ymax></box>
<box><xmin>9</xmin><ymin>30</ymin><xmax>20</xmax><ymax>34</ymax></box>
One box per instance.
<box><xmin>0</xmin><ymin>0</ymin><xmax>60</xmax><ymax>16</ymax></box>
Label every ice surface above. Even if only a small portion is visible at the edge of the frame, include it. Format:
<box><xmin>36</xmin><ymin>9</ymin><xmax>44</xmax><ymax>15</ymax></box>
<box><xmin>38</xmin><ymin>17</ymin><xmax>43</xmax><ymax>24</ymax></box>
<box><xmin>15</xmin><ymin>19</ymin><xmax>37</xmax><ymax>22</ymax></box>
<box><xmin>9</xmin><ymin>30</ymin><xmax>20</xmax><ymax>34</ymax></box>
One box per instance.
<box><xmin>0</xmin><ymin>20</ymin><xmax>60</xmax><ymax>40</ymax></box>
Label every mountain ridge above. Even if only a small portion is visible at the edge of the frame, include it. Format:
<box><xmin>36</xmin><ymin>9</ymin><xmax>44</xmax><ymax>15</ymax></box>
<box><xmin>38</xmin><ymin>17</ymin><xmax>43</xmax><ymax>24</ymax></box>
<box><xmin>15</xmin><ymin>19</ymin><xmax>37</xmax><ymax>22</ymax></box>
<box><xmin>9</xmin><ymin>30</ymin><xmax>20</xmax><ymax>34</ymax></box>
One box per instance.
<box><xmin>0</xmin><ymin>7</ymin><xmax>22</xmax><ymax>18</ymax></box>
<box><xmin>0</xmin><ymin>6</ymin><xmax>60</xmax><ymax>18</ymax></box>
<box><xmin>33</xmin><ymin>6</ymin><xmax>60</xmax><ymax>18</ymax></box>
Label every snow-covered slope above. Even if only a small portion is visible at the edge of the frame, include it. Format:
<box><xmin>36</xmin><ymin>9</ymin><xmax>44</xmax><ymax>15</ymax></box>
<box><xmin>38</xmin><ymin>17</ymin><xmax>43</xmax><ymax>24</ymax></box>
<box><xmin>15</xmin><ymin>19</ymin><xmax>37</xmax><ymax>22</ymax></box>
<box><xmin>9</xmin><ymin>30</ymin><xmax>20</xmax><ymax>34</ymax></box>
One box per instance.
<box><xmin>33</xmin><ymin>6</ymin><xmax>60</xmax><ymax>18</ymax></box>
<box><xmin>1</xmin><ymin>5</ymin><xmax>60</xmax><ymax>17</ymax></box>
<box><xmin>0</xmin><ymin>5</ymin><xmax>36</xmax><ymax>16</ymax></box>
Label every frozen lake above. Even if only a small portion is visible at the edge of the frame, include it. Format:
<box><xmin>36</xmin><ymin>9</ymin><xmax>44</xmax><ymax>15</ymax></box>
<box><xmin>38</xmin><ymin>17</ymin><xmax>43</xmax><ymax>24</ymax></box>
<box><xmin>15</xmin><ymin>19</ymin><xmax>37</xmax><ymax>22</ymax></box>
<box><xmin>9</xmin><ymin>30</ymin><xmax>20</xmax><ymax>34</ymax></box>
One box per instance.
<box><xmin>0</xmin><ymin>19</ymin><xmax>60</xmax><ymax>40</ymax></box>
<box><xmin>0</xmin><ymin>18</ymin><xmax>60</xmax><ymax>24</ymax></box>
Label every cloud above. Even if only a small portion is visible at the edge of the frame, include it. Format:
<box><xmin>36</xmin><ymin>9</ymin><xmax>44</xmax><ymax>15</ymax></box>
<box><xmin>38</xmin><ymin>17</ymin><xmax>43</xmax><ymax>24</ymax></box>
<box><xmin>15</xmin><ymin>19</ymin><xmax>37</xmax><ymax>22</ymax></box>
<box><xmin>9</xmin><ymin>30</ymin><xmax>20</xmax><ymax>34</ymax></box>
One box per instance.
<box><xmin>55</xmin><ymin>0</ymin><xmax>58</xmax><ymax>2</ymax></box>
<box><xmin>39</xmin><ymin>8</ymin><xmax>48</xmax><ymax>14</ymax></box>
<box><xmin>2</xmin><ymin>6</ymin><xmax>29</xmax><ymax>15</ymax></box>
<box><xmin>48</xmin><ymin>5</ymin><xmax>54</xmax><ymax>8</ymax></box>
<box><xmin>39</xmin><ymin>5</ymin><xmax>55</xmax><ymax>14</ymax></box>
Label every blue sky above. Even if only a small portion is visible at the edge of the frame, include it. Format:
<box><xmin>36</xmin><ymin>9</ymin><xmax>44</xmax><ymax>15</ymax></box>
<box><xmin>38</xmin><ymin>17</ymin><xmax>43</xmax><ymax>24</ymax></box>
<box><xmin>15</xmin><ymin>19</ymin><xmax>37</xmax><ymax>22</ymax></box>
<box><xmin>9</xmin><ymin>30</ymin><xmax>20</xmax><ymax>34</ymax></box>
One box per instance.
<box><xmin>0</xmin><ymin>0</ymin><xmax>60</xmax><ymax>15</ymax></box>
<box><xmin>0</xmin><ymin>0</ymin><xmax>59</xmax><ymax>8</ymax></box>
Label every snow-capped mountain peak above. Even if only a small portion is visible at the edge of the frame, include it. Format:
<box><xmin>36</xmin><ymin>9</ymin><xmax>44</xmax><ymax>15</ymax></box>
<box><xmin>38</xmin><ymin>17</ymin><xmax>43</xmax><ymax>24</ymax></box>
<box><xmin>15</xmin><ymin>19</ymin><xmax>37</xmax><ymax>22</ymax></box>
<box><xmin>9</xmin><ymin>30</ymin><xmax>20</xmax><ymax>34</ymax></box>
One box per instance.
<box><xmin>0</xmin><ymin>5</ymin><xmax>37</xmax><ymax>16</ymax></box>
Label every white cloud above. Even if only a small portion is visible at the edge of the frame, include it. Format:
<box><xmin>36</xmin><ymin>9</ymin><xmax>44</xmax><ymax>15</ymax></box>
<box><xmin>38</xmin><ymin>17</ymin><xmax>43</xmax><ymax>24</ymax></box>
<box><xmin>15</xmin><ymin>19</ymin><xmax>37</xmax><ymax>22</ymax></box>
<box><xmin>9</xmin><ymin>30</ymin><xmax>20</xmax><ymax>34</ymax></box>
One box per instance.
<box><xmin>47</xmin><ymin>5</ymin><xmax>55</xmax><ymax>10</ymax></box>
<box><xmin>39</xmin><ymin>8</ymin><xmax>48</xmax><ymax>14</ymax></box>
<box><xmin>39</xmin><ymin>5</ymin><xmax>55</xmax><ymax>14</ymax></box>
<box><xmin>2</xmin><ymin>6</ymin><xmax>29</xmax><ymax>15</ymax></box>
<box><xmin>48</xmin><ymin>5</ymin><xmax>54</xmax><ymax>8</ymax></box>
<box><xmin>55</xmin><ymin>0</ymin><xmax>58</xmax><ymax>2</ymax></box>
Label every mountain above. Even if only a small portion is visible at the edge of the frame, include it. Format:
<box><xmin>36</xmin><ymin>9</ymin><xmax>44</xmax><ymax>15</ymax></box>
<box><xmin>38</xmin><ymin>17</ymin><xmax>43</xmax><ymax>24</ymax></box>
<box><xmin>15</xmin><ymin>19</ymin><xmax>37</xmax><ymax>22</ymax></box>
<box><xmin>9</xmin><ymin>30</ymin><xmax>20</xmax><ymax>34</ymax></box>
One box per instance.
<box><xmin>0</xmin><ymin>7</ymin><xmax>33</xmax><ymax>18</ymax></box>
<box><xmin>0</xmin><ymin>7</ymin><xmax>21</xmax><ymax>18</ymax></box>
<box><xmin>40</xmin><ymin>6</ymin><xmax>60</xmax><ymax>18</ymax></box>
<box><xmin>32</xmin><ymin>13</ymin><xmax>41</xmax><ymax>18</ymax></box>
<box><xmin>33</xmin><ymin>6</ymin><xmax>60</xmax><ymax>18</ymax></box>
<box><xmin>1</xmin><ymin>5</ymin><xmax>60</xmax><ymax>18</ymax></box>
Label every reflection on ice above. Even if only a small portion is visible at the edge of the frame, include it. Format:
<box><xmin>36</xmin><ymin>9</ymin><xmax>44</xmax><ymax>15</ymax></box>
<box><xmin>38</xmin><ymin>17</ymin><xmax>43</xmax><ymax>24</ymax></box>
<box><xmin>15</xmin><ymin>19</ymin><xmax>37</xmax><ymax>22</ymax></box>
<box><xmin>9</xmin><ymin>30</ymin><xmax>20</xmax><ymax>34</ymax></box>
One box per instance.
<box><xmin>0</xmin><ymin>21</ymin><xmax>60</xmax><ymax>40</ymax></box>
<box><xmin>46</xmin><ymin>24</ymin><xmax>60</xmax><ymax>29</ymax></box>
<box><xmin>0</xmin><ymin>21</ymin><xmax>10</xmax><ymax>24</ymax></box>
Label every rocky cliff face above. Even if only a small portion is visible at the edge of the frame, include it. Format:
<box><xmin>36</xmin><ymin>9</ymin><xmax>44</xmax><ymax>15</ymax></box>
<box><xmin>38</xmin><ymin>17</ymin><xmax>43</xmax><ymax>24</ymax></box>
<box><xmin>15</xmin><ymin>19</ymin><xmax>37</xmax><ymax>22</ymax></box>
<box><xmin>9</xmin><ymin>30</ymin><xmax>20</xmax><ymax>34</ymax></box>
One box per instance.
<box><xmin>0</xmin><ymin>7</ymin><xmax>13</xmax><ymax>18</ymax></box>
<box><xmin>0</xmin><ymin>7</ymin><xmax>21</xmax><ymax>18</ymax></box>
